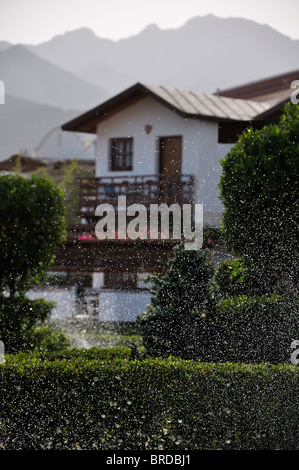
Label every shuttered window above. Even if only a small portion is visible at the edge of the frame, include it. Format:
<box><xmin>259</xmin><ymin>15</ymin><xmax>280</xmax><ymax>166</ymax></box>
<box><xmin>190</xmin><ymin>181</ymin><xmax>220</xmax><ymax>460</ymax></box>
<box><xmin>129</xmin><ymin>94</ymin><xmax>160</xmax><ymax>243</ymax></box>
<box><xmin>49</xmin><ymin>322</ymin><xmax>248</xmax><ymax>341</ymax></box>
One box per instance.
<box><xmin>110</xmin><ymin>138</ymin><xmax>133</xmax><ymax>171</ymax></box>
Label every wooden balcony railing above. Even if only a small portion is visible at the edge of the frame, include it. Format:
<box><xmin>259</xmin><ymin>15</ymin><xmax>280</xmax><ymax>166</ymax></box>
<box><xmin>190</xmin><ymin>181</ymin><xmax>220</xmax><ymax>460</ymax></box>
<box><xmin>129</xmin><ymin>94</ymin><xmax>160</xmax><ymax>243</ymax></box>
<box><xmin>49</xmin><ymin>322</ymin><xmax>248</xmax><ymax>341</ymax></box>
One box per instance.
<box><xmin>77</xmin><ymin>174</ymin><xmax>194</xmax><ymax>222</ymax></box>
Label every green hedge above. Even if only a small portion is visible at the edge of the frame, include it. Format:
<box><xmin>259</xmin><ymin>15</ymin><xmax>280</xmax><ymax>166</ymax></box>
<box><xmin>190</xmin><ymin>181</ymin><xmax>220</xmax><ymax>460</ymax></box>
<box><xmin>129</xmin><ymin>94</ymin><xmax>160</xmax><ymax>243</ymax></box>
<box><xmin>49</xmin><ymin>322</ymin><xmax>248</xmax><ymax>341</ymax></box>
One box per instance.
<box><xmin>0</xmin><ymin>297</ymin><xmax>56</xmax><ymax>354</ymax></box>
<box><xmin>0</xmin><ymin>355</ymin><xmax>298</xmax><ymax>450</ymax></box>
<box><xmin>4</xmin><ymin>345</ymin><xmax>132</xmax><ymax>364</ymax></box>
<box><xmin>210</xmin><ymin>295</ymin><xmax>299</xmax><ymax>364</ymax></box>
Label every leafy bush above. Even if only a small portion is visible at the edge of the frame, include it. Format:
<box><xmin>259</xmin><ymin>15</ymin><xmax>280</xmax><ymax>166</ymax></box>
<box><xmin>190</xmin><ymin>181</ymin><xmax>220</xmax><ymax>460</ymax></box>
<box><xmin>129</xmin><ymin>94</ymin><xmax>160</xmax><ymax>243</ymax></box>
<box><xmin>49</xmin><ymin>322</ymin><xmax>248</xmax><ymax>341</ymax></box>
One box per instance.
<box><xmin>5</xmin><ymin>345</ymin><xmax>132</xmax><ymax>364</ymax></box>
<box><xmin>213</xmin><ymin>258</ymin><xmax>266</xmax><ymax>299</ymax></box>
<box><xmin>219</xmin><ymin>103</ymin><xmax>299</xmax><ymax>295</ymax></box>
<box><xmin>0</xmin><ymin>174</ymin><xmax>66</xmax><ymax>297</ymax></box>
<box><xmin>211</xmin><ymin>295</ymin><xmax>299</xmax><ymax>364</ymax></box>
<box><xmin>0</xmin><ymin>296</ymin><xmax>54</xmax><ymax>354</ymax></box>
<box><xmin>59</xmin><ymin>158</ymin><xmax>95</xmax><ymax>225</ymax></box>
<box><xmin>0</xmin><ymin>174</ymin><xmax>66</xmax><ymax>352</ymax></box>
<box><xmin>29</xmin><ymin>326</ymin><xmax>71</xmax><ymax>352</ymax></box>
<box><xmin>0</xmin><ymin>357</ymin><xmax>298</xmax><ymax>450</ymax></box>
<box><xmin>137</xmin><ymin>244</ymin><xmax>215</xmax><ymax>359</ymax></box>
<box><xmin>0</xmin><ymin>296</ymin><xmax>71</xmax><ymax>354</ymax></box>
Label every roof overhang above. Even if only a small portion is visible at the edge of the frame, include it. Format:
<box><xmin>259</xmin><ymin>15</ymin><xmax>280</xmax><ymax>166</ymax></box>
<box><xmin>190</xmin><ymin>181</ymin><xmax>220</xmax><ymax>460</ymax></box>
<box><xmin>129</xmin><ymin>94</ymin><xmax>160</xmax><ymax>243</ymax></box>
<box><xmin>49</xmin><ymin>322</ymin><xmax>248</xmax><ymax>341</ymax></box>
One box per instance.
<box><xmin>62</xmin><ymin>83</ymin><xmax>150</xmax><ymax>133</ymax></box>
<box><xmin>218</xmin><ymin>118</ymin><xmax>280</xmax><ymax>144</ymax></box>
<box><xmin>254</xmin><ymin>98</ymin><xmax>290</xmax><ymax>120</ymax></box>
<box><xmin>217</xmin><ymin>97</ymin><xmax>293</xmax><ymax>144</ymax></box>
<box><xmin>62</xmin><ymin>82</ymin><xmax>270</xmax><ymax>134</ymax></box>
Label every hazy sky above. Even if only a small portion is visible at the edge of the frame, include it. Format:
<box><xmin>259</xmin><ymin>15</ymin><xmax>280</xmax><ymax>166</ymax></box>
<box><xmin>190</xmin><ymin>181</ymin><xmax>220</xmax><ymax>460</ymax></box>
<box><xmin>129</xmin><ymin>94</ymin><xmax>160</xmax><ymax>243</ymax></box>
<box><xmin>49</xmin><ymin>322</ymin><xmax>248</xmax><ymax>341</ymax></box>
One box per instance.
<box><xmin>0</xmin><ymin>0</ymin><xmax>298</xmax><ymax>44</ymax></box>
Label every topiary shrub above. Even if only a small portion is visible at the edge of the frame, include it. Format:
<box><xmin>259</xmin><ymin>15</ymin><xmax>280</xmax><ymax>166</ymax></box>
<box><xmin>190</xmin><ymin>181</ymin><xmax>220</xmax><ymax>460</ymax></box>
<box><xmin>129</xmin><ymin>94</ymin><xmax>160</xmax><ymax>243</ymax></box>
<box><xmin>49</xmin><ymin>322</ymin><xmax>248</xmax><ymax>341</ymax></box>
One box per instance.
<box><xmin>0</xmin><ymin>296</ymin><xmax>69</xmax><ymax>354</ymax></box>
<box><xmin>137</xmin><ymin>244</ymin><xmax>215</xmax><ymax>359</ymax></box>
<box><xmin>212</xmin><ymin>258</ymin><xmax>266</xmax><ymax>299</ymax></box>
<box><xmin>218</xmin><ymin>103</ymin><xmax>299</xmax><ymax>295</ymax></box>
<box><xmin>0</xmin><ymin>296</ymin><xmax>53</xmax><ymax>354</ymax></box>
<box><xmin>0</xmin><ymin>174</ymin><xmax>66</xmax><ymax>297</ymax></box>
<box><xmin>0</xmin><ymin>174</ymin><xmax>66</xmax><ymax>353</ymax></box>
<box><xmin>212</xmin><ymin>295</ymin><xmax>299</xmax><ymax>364</ymax></box>
<box><xmin>29</xmin><ymin>326</ymin><xmax>71</xmax><ymax>353</ymax></box>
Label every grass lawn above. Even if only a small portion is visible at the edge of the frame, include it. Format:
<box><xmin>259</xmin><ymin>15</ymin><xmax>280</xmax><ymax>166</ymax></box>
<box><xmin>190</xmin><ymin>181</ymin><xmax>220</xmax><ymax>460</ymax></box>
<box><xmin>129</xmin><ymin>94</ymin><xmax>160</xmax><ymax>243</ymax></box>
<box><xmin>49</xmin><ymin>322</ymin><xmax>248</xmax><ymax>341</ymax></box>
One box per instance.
<box><xmin>49</xmin><ymin>318</ymin><xmax>143</xmax><ymax>349</ymax></box>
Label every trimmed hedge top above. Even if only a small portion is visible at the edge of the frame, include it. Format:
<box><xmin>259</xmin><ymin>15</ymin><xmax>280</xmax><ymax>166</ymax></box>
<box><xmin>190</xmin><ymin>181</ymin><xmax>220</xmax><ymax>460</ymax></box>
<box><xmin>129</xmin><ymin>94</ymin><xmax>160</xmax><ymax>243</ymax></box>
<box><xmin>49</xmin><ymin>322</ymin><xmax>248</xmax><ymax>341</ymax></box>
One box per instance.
<box><xmin>0</xmin><ymin>351</ymin><xmax>298</xmax><ymax>450</ymax></box>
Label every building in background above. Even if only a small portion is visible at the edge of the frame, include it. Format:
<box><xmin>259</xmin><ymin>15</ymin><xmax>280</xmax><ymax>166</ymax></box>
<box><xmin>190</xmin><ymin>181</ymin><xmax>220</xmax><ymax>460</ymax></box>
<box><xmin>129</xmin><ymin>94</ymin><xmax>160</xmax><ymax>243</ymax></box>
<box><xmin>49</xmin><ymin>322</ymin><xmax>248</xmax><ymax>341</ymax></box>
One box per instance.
<box><xmin>0</xmin><ymin>126</ymin><xmax>96</xmax><ymax>182</ymax></box>
<box><xmin>61</xmin><ymin>81</ymin><xmax>274</xmax><ymax>321</ymax></box>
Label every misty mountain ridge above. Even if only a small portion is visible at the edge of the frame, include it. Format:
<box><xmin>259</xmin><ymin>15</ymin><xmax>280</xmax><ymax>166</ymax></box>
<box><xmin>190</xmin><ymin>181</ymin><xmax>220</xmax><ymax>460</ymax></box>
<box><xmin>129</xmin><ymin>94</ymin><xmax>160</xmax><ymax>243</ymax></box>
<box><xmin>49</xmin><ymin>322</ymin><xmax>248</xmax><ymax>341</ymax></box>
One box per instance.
<box><xmin>25</xmin><ymin>15</ymin><xmax>299</xmax><ymax>95</ymax></box>
<box><xmin>0</xmin><ymin>94</ymin><xmax>81</xmax><ymax>158</ymax></box>
<box><xmin>0</xmin><ymin>44</ymin><xmax>108</xmax><ymax>109</ymax></box>
<box><xmin>0</xmin><ymin>41</ymin><xmax>11</xmax><ymax>52</ymax></box>
<box><xmin>0</xmin><ymin>14</ymin><xmax>298</xmax><ymax>161</ymax></box>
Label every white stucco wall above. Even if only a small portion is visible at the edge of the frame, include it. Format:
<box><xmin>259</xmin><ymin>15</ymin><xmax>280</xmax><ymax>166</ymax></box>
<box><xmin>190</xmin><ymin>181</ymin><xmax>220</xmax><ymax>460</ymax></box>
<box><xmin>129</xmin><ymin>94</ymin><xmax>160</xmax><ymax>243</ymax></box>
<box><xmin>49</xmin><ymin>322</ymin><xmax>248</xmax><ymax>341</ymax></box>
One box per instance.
<box><xmin>92</xmin><ymin>96</ymin><xmax>235</xmax><ymax>322</ymax></box>
<box><xmin>95</xmin><ymin>95</ymin><xmax>233</xmax><ymax>227</ymax></box>
<box><xmin>96</xmin><ymin>97</ymin><xmax>231</xmax><ymax>225</ymax></box>
<box><xmin>92</xmin><ymin>272</ymin><xmax>153</xmax><ymax>289</ymax></box>
<box><xmin>98</xmin><ymin>290</ymin><xmax>152</xmax><ymax>322</ymax></box>
<box><xmin>92</xmin><ymin>271</ymin><xmax>153</xmax><ymax>321</ymax></box>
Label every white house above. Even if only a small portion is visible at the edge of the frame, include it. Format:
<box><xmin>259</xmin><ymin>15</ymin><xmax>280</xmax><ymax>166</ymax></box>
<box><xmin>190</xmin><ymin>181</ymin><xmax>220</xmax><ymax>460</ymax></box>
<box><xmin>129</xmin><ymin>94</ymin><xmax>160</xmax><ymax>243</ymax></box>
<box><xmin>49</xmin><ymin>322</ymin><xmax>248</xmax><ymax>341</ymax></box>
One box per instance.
<box><xmin>61</xmin><ymin>82</ymin><xmax>272</xmax><ymax>321</ymax></box>
<box><xmin>63</xmin><ymin>82</ymin><xmax>273</xmax><ymax>223</ymax></box>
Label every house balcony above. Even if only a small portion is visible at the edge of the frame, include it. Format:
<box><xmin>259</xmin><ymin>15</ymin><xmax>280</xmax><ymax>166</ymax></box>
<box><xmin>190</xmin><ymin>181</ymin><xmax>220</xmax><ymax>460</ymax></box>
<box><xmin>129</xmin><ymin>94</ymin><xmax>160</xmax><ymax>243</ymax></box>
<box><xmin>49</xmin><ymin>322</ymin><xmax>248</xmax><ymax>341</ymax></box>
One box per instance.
<box><xmin>75</xmin><ymin>173</ymin><xmax>194</xmax><ymax>232</ymax></box>
<box><xmin>52</xmin><ymin>174</ymin><xmax>194</xmax><ymax>273</ymax></box>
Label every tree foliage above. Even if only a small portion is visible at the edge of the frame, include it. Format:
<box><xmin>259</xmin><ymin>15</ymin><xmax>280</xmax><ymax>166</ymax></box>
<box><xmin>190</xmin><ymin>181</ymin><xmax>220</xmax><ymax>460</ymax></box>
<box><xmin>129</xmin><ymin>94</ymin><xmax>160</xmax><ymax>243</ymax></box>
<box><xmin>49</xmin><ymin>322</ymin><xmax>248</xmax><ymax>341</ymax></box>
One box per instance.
<box><xmin>59</xmin><ymin>158</ymin><xmax>94</xmax><ymax>225</ymax></box>
<box><xmin>219</xmin><ymin>103</ymin><xmax>299</xmax><ymax>294</ymax></box>
<box><xmin>213</xmin><ymin>258</ymin><xmax>267</xmax><ymax>299</ymax></box>
<box><xmin>0</xmin><ymin>174</ymin><xmax>66</xmax><ymax>297</ymax></box>
<box><xmin>0</xmin><ymin>174</ymin><xmax>67</xmax><ymax>352</ymax></box>
<box><xmin>137</xmin><ymin>244</ymin><xmax>215</xmax><ymax>359</ymax></box>
<box><xmin>213</xmin><ymin>295</ymin><xmax>299</xmax><ymax>364</ymax></box>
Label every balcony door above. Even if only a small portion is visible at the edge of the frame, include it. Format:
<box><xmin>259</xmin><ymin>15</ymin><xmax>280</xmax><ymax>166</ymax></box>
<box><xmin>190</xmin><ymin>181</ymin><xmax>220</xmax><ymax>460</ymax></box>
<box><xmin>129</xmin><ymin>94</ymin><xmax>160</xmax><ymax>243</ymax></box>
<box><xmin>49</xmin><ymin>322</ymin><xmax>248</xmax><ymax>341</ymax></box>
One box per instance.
<box><xmin>159</xmin><ymin>136</ymin><xmax>182</xmax><ymax>177</ymax></box>
<box><xmin>159</xmin><ymin>136</ymin><xmax>182</xmax><ymax>203</ymax></box>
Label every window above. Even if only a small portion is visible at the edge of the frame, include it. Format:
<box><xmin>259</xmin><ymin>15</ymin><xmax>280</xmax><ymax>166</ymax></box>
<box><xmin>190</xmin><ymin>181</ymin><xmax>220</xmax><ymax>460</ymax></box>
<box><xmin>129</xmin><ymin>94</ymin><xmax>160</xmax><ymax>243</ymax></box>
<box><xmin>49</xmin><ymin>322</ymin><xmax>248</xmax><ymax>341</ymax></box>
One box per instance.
<box><xmin>104</xmin><ymin>272</ymin><xmax>138</xmax><ymax>289</ymax></box>
<box><xmin>110</xmin><ymin>138</ymin><xmax>133</xmax><ymax>171</ymax></box>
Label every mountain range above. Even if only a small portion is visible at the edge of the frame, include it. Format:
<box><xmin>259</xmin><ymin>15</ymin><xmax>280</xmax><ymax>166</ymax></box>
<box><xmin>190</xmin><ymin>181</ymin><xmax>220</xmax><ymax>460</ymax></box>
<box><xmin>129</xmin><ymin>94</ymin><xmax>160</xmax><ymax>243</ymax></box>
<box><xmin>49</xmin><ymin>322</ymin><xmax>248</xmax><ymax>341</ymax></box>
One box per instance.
<box><xmin>0</xmin><ymin>94</ymin><xmax>80</xmax><ymax>158</ymax></box>
<box><xmin>0</xmin><ymin>15</ymin><xmax>298</xmax><ymax>160</ymax></box>
<box><xmin>0</xmin><ymin>44</ymin><xmax>107</xmax><ymax>109</ymax></box>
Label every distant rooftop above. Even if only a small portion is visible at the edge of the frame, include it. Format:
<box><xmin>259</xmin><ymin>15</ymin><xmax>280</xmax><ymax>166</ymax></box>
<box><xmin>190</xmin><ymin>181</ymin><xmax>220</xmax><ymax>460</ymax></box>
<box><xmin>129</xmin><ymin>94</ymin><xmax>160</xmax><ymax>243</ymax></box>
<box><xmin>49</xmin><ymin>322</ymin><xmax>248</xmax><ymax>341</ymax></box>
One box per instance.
<box><xmin>215</xmin><ymin>69</ymin><xmax>299</xmax><ymax>104</ymax></box>
<box><xmin>0</xmin><ymin>154</ymin><xmax>94</xmax><ymax>173</ymax></box>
